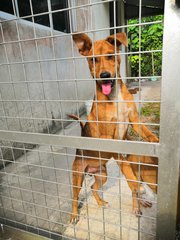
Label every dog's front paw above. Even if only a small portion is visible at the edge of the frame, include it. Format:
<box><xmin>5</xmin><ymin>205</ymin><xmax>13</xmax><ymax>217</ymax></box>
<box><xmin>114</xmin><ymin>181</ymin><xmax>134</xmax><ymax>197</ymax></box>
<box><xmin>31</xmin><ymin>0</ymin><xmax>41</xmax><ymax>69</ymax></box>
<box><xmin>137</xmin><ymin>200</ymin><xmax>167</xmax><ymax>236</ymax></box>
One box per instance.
<box><xmin>147</xmin><ymin>135</ymin><xmax>159</xmax><ymax>143</ymax></box>
<box><xmin>139</xmin><ymin>186</ymin><xmax>153</xmax><ymax>208</ymax></box>
<box><xmin>133</xmin><ymin>207</ymin><xmax>142</xmax><ymax>216</ymax></box>
<box><xmin>97</xmin><ymin>199</ymin><xmax>109</xmax><ymax>207</ymax></box>
<box><xmin>139</xmin><ymin>199</ymin><xmax>152</xmax><ymax>208</ymax></box>
<box><xmin>70</xmin><ymin>213</ymin><xmax>79</xmax><ymax>224</ymax></box>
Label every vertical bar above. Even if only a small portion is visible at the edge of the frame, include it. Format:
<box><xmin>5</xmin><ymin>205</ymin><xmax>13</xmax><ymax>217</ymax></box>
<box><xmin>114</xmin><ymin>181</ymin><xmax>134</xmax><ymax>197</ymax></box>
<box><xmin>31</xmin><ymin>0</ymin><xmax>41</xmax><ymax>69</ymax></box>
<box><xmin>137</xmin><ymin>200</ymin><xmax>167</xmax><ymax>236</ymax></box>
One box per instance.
<box><xmin>138</xmin><ymin>1</ymin><xmax>142</xmax><ymax>239</ymax></box>
<box><xmin>151</xmin><ymin>52</ymin><xmax>155</xmax><ymax>76</ymax></box>
<box><xmin>93</xmin><ymin>1</ymin><xmax>106</xmax><ymax>238</ymax></box>
<box><xmin>47</xmin><ymin>0</ymin><xmax>65</xmax><ymax>230</ymax></box>
<box><xmin>69</xmin><ymin>1</ymin><xmax>91</xmax><ymax>238</ymax></box>
<box><xmin>28</xmin><ymin>0</ymin><xmax>51</xmax><ymax>231</ymax></box>
<box><xmin>13</xmin><ymin>0</ymin><xmax>20</xmax><ymax>17</ymax></box>
<box><xmin>157</xmin><ymin>0</ymin><xmax>180</xmax><ymax>239</ymax></box>
<box><xmin>113</xmin><ymin>1</ymin><xmax>123</xmax><ymax>239</ymax></box>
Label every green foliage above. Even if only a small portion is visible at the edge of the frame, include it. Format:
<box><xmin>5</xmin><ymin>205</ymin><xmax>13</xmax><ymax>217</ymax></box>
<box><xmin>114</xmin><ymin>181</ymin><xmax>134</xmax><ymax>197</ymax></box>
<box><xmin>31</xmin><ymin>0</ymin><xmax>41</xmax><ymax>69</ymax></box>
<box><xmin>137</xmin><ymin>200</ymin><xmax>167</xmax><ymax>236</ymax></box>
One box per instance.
<box><xmin>128</xmin><ymin>103</ymin><xmax>160</xmax><ymax>139</ymax></box>
<box><xmin>141</xmin><ymin>103</ymin><xmax>160</xmax><ymax>121</ymax></box>
<box><xmin>128</xmin><ymin>15</ymin><xmax>164</xmax><ymax>77</ymax></box>
<box><xmin>141</xmin><ymin>102</ymin><xmax>160</xmax><ymax>136</ymax></box>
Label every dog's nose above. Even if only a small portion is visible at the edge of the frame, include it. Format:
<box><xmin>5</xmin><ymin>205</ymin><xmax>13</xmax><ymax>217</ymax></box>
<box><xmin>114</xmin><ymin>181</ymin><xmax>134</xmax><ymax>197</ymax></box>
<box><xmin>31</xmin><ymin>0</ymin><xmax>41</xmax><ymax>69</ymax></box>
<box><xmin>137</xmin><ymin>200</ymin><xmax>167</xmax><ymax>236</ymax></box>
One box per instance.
<box><xmin>100</xmin><ymin>72</ymin><xmax>111</xmax><ymax>78</ymax></box>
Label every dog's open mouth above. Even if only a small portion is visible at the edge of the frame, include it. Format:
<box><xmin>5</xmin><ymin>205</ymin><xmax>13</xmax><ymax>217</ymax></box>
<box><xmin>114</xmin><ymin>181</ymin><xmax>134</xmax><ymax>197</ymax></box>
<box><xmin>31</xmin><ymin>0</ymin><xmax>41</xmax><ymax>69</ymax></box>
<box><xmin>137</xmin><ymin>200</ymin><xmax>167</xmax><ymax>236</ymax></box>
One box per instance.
<box><xmin>101</xmin><ymin>80</ymin><xmax>115</xmax><ymax>95</ymax></box>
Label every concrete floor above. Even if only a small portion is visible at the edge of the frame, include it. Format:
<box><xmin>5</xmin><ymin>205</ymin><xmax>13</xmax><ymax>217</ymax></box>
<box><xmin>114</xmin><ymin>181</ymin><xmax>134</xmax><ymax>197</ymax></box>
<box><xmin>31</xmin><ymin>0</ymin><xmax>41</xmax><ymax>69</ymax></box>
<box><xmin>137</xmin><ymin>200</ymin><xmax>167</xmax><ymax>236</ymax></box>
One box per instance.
<box><xmin>0</xmin><ymin>81</ymin><xmax>160</xmax><ymax>239</ymax></box>
<box><xmin>64</xmin><ymin>160</ymin><xmax>157</xmax><ymax>240</ymax></box>
<box><xmin>0</xmin><ymin>122</ymin><xmax>80</xmax><ymax>237</ymax></box>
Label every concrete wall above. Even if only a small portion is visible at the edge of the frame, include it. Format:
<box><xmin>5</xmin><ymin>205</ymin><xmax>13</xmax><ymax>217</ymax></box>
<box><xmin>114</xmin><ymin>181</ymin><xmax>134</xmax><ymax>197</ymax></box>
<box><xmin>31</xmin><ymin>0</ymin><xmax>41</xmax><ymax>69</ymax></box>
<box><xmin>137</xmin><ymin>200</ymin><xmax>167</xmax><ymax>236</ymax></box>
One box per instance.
<box><xmin>92</xmin><ymin>0</ymin><xmax>110</xmax><ymax>40</ymax></box>
<box><xmin>0</xmin><ymin>1</ymin><xmax>127</xmax><ymax>163</ymax></box>
<box><xmin>70</xmin><ymin>0</ymin><xmax>110</xmax><ymax>39</ymax></box>
<box><xmin>0</xmin><ymin>1</ymin><xmax>112</xmax><ymax>134</ymax></box>
<box><xmin>0</xmin><ymin>11</ymin><xmax>94</xmax><ymax>135</ymax></box>
<box><xmin>0</xmin><ymin>10</ymin><xmax>96</xmax><ymax>163</ymax></box>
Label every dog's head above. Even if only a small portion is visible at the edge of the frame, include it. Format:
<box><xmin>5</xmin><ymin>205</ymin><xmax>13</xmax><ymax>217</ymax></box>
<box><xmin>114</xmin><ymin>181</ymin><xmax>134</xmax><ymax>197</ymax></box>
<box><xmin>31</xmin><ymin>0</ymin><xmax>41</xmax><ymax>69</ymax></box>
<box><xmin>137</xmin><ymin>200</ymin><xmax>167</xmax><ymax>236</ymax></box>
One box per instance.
<box><xmin>73</xmin><ymin>32</ymin><xmax>128</xmax><ymax>96</ymax></box>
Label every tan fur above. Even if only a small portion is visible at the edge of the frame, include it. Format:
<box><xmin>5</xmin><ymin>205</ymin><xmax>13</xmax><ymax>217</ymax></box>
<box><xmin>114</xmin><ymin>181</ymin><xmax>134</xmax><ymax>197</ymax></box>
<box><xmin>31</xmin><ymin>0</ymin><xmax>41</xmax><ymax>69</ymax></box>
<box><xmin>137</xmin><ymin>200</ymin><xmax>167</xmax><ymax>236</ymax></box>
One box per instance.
<box><xmin>70</xmin><ymin>32</ymin><xmax>159</xmax><ymax>224</ymax></box>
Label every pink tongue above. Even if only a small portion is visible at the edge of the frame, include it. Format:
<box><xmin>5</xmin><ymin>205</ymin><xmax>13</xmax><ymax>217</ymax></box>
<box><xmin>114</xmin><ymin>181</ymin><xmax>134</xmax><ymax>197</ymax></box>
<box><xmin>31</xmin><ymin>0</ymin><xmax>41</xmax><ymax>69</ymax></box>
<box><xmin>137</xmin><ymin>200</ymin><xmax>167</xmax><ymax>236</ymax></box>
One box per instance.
<box><xmin>102</xmin><ymin>83</ymin><xmax>112</xmax><ymax>95</ymax></box>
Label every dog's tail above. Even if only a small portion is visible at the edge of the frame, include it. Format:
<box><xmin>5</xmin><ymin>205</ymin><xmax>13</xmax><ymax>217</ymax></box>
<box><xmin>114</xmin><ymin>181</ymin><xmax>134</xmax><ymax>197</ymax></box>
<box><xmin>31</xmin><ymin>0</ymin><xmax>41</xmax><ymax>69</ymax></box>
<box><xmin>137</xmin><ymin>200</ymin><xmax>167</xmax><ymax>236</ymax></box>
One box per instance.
<box><xmin>68</xmin><ymin>114</ymin><xmax>84</xmax><ymax>129</ymax></box>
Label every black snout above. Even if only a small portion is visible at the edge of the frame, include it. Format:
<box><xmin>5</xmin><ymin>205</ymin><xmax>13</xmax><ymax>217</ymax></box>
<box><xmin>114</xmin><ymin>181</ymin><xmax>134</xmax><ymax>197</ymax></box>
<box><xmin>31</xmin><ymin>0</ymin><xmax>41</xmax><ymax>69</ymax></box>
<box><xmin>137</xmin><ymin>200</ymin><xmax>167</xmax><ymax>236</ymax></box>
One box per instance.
<box><xmin>100</xmin><ymin>72</ymin><xmax>111</xmax><ymax>78</ymax></box>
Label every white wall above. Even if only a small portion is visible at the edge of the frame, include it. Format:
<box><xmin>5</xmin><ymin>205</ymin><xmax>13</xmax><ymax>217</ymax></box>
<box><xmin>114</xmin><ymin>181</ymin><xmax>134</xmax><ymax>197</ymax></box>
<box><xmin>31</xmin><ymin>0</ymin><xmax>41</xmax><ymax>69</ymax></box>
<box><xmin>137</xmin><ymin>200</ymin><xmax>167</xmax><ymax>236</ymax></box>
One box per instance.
<box><xmin>70</xmin><ymin>0</ymin><xmax>110</xmax><ymax>40</ymax></box>
<box><xmin>92</xmin><ymin>0</ymin><xmax>110</xmax><ymax>40</ymax></box>
<box><xmin>0</xmin><ymin>12</ymin><xmax>94</xmax><ymax>134</ymax></box>
<box><xmin>0</xmin><ymin>2</ymin><xmax>127</xmax><ymax>163</ymax></box>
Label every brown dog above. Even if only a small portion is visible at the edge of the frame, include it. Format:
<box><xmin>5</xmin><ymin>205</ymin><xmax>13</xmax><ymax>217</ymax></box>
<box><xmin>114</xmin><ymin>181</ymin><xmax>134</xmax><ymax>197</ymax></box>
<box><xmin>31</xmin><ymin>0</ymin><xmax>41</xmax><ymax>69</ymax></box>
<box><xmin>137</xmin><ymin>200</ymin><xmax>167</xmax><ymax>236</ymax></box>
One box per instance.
<box><xmin>70</xmin><ymin>32</ymin><xmax>159</xmax><ymax>224</ymax></box>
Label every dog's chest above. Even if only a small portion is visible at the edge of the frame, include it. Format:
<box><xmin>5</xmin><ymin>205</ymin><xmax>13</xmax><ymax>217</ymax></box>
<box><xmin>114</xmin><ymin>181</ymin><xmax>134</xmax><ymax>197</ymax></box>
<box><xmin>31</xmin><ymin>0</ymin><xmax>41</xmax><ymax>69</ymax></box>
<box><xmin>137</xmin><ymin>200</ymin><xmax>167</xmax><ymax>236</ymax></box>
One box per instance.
<box><xmin>116</xmin><ymin>92</ymin><xmax>130</xmax><ymax>139</ymax></box>
<box><xmin>97</xmin><ymin>92</ymin><xmax>130</xmax><ymax>139</ymax></box>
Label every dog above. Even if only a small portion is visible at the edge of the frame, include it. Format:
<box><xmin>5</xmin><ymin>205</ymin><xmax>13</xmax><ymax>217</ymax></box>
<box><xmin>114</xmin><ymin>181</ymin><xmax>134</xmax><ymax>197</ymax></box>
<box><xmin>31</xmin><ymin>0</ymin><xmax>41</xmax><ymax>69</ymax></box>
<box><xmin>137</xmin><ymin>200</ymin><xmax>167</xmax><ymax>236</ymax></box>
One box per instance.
<box><xmin>70</xmin><ymin>32</ymin><xmax>159</xmax><ymax>224</ymax></box>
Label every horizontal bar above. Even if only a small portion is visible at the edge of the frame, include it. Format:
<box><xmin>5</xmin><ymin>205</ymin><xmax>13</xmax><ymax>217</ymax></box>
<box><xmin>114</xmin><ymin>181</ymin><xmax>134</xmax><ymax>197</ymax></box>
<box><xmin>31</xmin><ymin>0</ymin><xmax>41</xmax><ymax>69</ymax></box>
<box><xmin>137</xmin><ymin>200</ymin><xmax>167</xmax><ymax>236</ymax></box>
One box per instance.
<box><xmin>0</xmin><ymin>115</ymin><xmax>160</xmax><ymax>127</ymax></box>
<box><xmin>1</xmin><ymin>149</ymin><xmax>158</xmax><ymax>169</ymax></box>
<box><xmin>0</xmin><ymin>163</ymin><xmax>158</xmax><ymax>191</ymax></box>
<box><xmin>0</xmin><ymin>130</ymin><xmax>159</xmax><ymax>157</ymax></box>
<box><xmin>0</xmin><ymin>99</ymin><xmax>161</xmax><ymax>103</ymax></box>
<box><xmin>0</xmin><ymin>12</ymin><xmax>163</xmax><ymax>39</ymax></box>
<box><xmin>0</xmin><ymin>181</ymin><xmax>157</xmax><ymax>212</ymax></box>
<box><xmin>0</xmin><ymin>193</ymin><xmax>156</xmax><ymax>223</ymax></box>
<box><xmin>0</xmin><ymin>0</ymin><xmax>114</xmax><ymax>23</ymax></box>
<box><xmin>0</xmin><ymin>49</ymin><xmax>162</xmax><ymax>67</ymax></box>
<box><xmin>0</xmin><ymin>208</ymin><xmax>156</xmax><ymax>238</ymax></box>
<box><xmin>0</xmin><ymin>75</ymin><xmax>162</xmax><ymax>85</ymax></box>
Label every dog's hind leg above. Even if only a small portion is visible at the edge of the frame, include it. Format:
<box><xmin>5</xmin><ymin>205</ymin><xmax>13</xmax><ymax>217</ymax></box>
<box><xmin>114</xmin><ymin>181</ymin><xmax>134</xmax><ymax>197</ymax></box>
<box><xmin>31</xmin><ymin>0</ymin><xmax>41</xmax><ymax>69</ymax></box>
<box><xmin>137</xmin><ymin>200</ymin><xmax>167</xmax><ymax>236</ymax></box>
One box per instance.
<box><xmin>91</xmin><ymin>167</ymin><xmax>108</xmax><ymax>207</ymax></box>
<box><xmin>70</xmin><ymin>157</ymin><xmax>87</xmax><ymax>224</ymax></box>
<box><xmin>129</xmin><ymin>155</ymin><xmax>158</xmax><ymax>194</ymax></box>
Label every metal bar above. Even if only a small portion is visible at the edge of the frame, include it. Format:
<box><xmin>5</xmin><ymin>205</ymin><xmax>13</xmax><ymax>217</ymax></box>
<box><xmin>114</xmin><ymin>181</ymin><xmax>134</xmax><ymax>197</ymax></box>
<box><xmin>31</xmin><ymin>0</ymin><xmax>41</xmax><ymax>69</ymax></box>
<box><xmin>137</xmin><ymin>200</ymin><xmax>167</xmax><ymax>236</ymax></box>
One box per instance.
<box><xmin>0</xmin><ymin>152</ymin><xmax>159</xmax><ymax>173</ymax></box>
<box><xmin>0</xmin><ymin>49</ymin><xmax>163</xmax><ymax>67</ymax></box>
<box><xmin>0</xmin><ymin>99</ymin><xmax>161</xmax><ymax>104</ymax></box>
<box><xmin>0</xmin><ymin>13</ymin><xmax>162</xmax><ymax>36</ymax></box>
<box><xmin>137</xmin><ymin>1</ymin><xmax>142</xmax><ymax>238</ymax></box>
<box><xmin>0</xmin><ymin>160</ymin><xmax>158</xmax><ymax>189</ymax></box>
<box><xmin>0</xmin><ymin>130</ymin><xmax>159</xmax><ymax>157</ymax></box>
<box><xmin>0</xmin><ymin>0</ymin><xmax>114</xmax><ymax>22</ymax></box>
<box><xmin>0</xmin><ymin>116</ymin><xmax>160</xmax><ymax>127</ymax></box>
<box><xmin>0</xmin><ymin>75</ymin><xmax>162</xmax><ymax>84</ymax></box>
<box><xmin>0</xmin><ymin>181</ymin><xmax>157</xmax><ymax>213</ymax></box>
<box><xmin>0</xmin><ymin>6</ymin><xmax>162</xmax><ymax>28</ymax></box>
<box><xmin>0</xmin><ymin>210</ymin><xmax>156</xmax><ymax>239</ymax></box>
<box><xmin>0</xmin><ymin>0</ymin><xmax>164</xmax><ymax>238</ymax></box>
<box><xmin>157</xmin><ymin>0</ymin><xmax>180</xmax><ymax>239</ymax></box>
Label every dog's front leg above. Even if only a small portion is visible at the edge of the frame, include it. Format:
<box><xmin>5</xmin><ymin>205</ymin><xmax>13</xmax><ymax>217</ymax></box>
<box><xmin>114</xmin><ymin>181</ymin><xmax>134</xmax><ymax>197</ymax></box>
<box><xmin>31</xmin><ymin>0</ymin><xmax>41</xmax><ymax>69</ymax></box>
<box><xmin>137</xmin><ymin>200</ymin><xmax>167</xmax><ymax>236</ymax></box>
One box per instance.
<box><xmin>115</xmin><ymin>155</ymin><xmax>144</xmax><ymax>215</ymax></box>
<box><xmin>70</xmin><ymin>159</ymin><xmax>85</xmax><ymax>224</ymax></box>
<box><xmin>129</xmin><ymin>110</ymin><xmax>159</xmax><ymax>142</ymax></box>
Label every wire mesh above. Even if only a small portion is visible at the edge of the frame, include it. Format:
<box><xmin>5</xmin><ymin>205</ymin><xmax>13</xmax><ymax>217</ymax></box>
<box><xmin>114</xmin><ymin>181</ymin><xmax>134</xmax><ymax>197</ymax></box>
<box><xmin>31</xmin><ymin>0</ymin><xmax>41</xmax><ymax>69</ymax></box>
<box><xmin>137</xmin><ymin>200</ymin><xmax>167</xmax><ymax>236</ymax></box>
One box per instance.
<box><xmin>0</xmin><ymin>0</ymin><xmax>167</xmax><ymax>239</ymax></box>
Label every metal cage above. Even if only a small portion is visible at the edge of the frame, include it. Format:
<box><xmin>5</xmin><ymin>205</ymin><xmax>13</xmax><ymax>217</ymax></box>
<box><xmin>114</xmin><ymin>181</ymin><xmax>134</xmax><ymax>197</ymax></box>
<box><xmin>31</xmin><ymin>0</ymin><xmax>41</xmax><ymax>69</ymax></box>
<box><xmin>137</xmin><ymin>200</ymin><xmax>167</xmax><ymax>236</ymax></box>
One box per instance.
<box><xmin>0</xmin><ymin>0</ymin><xmax>179</xmax><ymax>239</ymax></box>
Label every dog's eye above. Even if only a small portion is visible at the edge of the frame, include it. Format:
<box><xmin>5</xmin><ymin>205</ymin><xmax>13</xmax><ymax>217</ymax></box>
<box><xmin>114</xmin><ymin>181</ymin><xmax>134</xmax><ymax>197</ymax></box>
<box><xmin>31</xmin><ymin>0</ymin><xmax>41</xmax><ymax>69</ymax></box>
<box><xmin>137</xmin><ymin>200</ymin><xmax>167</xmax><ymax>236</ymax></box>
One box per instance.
<box><xmin>107</xmin><ymin>55</ymin><xmax>114</xmax><ymax>60</ymax></box>
<box><xmin>90</xmin><ymin>57</ymin><xmax>98</xmax><ymax>63</ymax></box>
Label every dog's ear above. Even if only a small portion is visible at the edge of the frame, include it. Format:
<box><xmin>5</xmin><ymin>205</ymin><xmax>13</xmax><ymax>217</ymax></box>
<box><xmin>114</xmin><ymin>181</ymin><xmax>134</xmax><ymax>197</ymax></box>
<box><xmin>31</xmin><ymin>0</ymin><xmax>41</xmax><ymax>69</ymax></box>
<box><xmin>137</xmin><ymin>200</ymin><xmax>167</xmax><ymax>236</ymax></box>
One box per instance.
<box><xmin>72</xmin><ymin>33</ymin><xmax>92</xmax><ymax>56</ymax></box>
<box><xmin>106</xmin><ymin>32</ymin><xmax>128</xmax><ymax>47</ymax></box>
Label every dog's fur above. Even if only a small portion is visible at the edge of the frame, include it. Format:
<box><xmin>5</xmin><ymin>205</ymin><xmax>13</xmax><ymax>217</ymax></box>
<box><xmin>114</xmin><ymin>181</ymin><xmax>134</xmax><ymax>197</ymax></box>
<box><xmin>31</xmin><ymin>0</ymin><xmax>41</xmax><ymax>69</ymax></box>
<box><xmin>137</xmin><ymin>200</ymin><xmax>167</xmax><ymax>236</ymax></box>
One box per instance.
<box><xmin>70</xmin><ymin>32</ymin><xmax>159</xmax><ymax>224</ymax></box>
